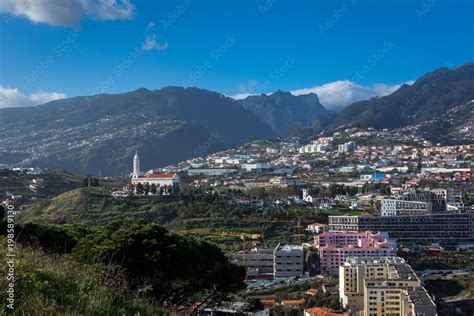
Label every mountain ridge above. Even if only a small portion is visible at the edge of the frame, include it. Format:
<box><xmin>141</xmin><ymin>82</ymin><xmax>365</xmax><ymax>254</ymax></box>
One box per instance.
<box><xmin>238</xmin><ymin>90</ymin><xmax>329</xmax><ymax>135</ymax></box>
<box><xmin>327</xmin><ymin>62</ymin><xmax>474</xmax><ymax>130</ymax></box>
<box><xmin>0</xmin><ymin>87</ymin><xmax>276</xmax><ymax>175</ymax></box>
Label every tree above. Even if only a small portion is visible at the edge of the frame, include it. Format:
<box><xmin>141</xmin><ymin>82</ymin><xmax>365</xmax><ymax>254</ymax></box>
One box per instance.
<box><xmin>150</xmin><ymin>184</ymin><xmax>157</xmax><ymax>195</ymax></box>
<box><xmin>90</xmin><ymin>178</ymin><xmax>100</xmax><ymax>187</ymax></box>
<box><xmin>461</xmin><ymin>191</ymin><xmax>471</xmax><ymax>205</ymax></box>
<box><xmin>82</xmin><ymin>177</ymin><xmax>100</xmax><ymax>187</ymax></box>
<box><xmin>144</xmin><ymin>183</ymin><xmax>150</xmax><ymax>195</ymax></box>
<box><xmin>72</xmin><ymin>221</ymin><xmax>245</xmax><ymax>308</ymax></box>
<box><xmin>82</xmin><ymin>177</ymin><xmax>89</xmax><ymax>187</ymax></box>
<box><xmin>135</xmin><ymin>183</ymin><xmax>144</xmax><ymax>195</ymax></box>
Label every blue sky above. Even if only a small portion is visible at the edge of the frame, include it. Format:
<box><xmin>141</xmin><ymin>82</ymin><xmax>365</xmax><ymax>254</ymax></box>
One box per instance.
<box><xmin>0</xmin><ymin>0</ymin><xmax>473</xmax><ymax>109</ymax></box>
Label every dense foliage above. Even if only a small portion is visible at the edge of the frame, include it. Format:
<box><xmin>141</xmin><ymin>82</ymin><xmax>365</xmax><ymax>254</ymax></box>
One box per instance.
<box><xmin>1</xmin><ymin>217</ymin><xmax>245</xmax><ymax>313</ymax></box>
<box><xmin>72</xmin><ymin>220</ymin><xmax>246</xmax><ymax>305</ymax></box>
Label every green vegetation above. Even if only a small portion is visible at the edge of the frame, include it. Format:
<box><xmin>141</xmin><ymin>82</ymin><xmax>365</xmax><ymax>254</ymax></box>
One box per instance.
<box><xmin>424</xmin><ymin>278</ymin><xmax>474</xmax><ymax>299</ymax></box>
<box><xmin>0</xmin><ymin>219</ymin><xmax>245</xmax><ymax>314</ymax></box>
<box><xmin>0</xmin><ymin>168</ymin><xmax>85</xmax><ymax>199</ymax></box>
<box><xmin>401</xmin><ymin>252</ymin><xmax>474</xmax><ymax>270</ymax></box>
<box><xmin>19</xmin><ymin>188</ymin><xmax>365</xmax><ymax>253</ymax></box>
<box><xmin>0</xmin><ymin>238</ymin><xmax>164</xmax><ymax>315</ymax></box>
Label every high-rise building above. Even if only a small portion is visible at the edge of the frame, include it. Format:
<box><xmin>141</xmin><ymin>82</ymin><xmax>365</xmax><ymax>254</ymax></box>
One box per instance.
<box><xmin>339</xmin><ymin>257</ymin><xmax>437</xmax><ymax>316</ymax></box>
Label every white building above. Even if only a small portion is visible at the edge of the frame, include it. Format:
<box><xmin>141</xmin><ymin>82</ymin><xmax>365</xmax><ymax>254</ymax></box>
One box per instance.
<box><xmin>299</xmin><ymin>143</ymin><xmax>332</xmax><ymax>154</ymax></box>
<box><xmin>338</xmin><ymin>141</ymin><xmax>356</xmax><ymax>153</ymax></box>
<box><xmin>381</xmin><ymin>199</ymin><xmax>432</xmax><ymax>216</ymax></box>
<box><xmin>302</xmin><ymin>188</ymin><xmax>315</xmax><ymax>203</ymax></box>
<box><xmin>130</xmin><ymin>151</ymin><xmax>180</xmax><ymax>187</ymax></box>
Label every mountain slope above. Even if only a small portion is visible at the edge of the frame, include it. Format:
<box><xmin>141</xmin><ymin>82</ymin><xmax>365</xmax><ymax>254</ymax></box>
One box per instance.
<box><xmin>238</xmin><ymin>91</ymin><xmax>329</xmax><ymax>134</ymax></box>
<box><xmin>329</xmin><ymin>63</ymin><xmax>474</xmax><ymax>130</ymax></box>
<box><xmin>396</xmin><ymin>99</ymin><xmax>474</xmax><ymax>145</ymax></box>
<box><xmin>0</xmin><ymin>87</ymin><xmax>276</xmax><ymax>175</ymax></box>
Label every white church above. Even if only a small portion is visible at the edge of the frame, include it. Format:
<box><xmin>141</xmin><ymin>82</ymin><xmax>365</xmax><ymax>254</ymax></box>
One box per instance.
<box><xmin>130</xmin><ymin>151</ymin><xmax>180</xmax><ymax>187</ymax></box>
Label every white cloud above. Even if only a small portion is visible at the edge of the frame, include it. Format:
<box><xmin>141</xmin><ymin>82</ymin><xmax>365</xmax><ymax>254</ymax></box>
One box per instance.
<box><xmin>141</xmin><ymin>34</ymin><xmax>168</xmax><ymax>51</ymax></box>
<box><xmin>291</xmin><ymin>80</ymin><xmax>413</xmax><ymax>110</ymax></box>
<box><xmin>0</xmin><ymin>0</ymin><xmax>136</xmax><ymax>27</ymax></box>
<box><xmin>0</xmin><ymin>86</ymin><xmax>66</xmax><ymax>108</ymax></box>
<box><xmin>146</xmin><ymin>21</ymin><xmax>155</xmax><ymax>30</ymax></box>
<box><xmin>231</xmin><ymin>93</ymin><xmax>255</xmax><ymax>100</ymax></box>
<box><xmin>229</xmin><ymin>80</ymin><xmax>414</xmax><ymax>110</ymax></box>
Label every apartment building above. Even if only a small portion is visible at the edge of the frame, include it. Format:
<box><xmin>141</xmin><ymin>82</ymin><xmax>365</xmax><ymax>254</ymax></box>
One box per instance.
<box><xmin>381</xmin><ymin>188</ymin><xmax>447</xmax><ymax>216</ymax></box>
<box><xmin>232</xmin><ymin>244</ymin><xmax>304</xmax><ymax>279</ymax></box>
<box><xmin>232</xmin><ymin>247</ymin><xmax>275</xmax><ymax>279</ymax></box>
<box><xmin>339</xmin><ymin>257</ymin><xmax>437</xmax><ymax>316</ymax></box>
<box><xmin>381</xmin><ymin>199</ymin><xmax>432</xmax><ymax>216</ymax></box>
<box><xmin>274</xmin><ymin>244</ymin><xmax>304</xmax><ymax>278</ymax></box>
<box><xmin>401</xmin><ymin>189</ymin><xmax>447</xmax><ymax>212</ymax></box>
<box><xmin>316</xmin><ymin>231</ymin><xmax>397</xmax><ymax>275</ymax></box>
<box><xmin>329</xmin><ymin>212</ymin><xmax>474</xmax><ymax>244</ymax></box>
<box><xmin>338</xmin><ymin>141</ymin><xmax>356</xmax><ymax>153</ymax></box>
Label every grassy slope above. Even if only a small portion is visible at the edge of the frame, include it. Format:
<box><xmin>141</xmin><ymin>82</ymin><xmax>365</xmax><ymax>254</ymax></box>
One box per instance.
<box><xmin>0</xmin><ymin>237</ymin><xmax>165</xmax><ymax>315</ymax></box>
<box><xmin>19</xmin><ymin>188</ymin><xmax>365</xmax><ymax>253</ymax></box>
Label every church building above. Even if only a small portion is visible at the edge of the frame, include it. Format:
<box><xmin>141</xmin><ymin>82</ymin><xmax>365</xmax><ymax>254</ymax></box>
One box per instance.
<box><xmin>130</xmin><ymin>151</ymin><xmax>180</xmax><ymax>187</ymax></box>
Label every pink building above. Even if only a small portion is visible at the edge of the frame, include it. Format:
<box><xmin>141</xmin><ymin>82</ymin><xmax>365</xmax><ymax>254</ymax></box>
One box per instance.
<box><xmin>316</xmin><ymin>231</ymin><xmax>397</xmax><ymax>275</ymax></box>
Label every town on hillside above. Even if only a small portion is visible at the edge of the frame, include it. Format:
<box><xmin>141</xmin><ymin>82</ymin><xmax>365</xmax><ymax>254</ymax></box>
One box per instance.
<box><xmin>2</xmin><ymin>127</ymin><xmax>472</xmax><ymax>315</ymax></box>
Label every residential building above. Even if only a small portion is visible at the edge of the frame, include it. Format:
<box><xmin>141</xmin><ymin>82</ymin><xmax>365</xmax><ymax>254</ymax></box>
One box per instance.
<box><xmin>338</xmin><ymin>141</ymin><xmax>356</xmax><ymax>153</ymax></box>
<box><xmin>299</xmin><ymin>143</ymin><xmax>332</xmax><ymax>154</ymax></box>
<box><xmin>400</xmin><ymin>189</ymin><xmax>447</xmax><ymax>212</ymax></box>
<box><xmin>232</xmin><ymin>247</ymin><xmax>274</xmax><ymax>279</ymax></box>
<box><xmin>316</xmin><ymin>231</ymin><xmax>397</xmax><ymax>275</ymax></box>
<box><xmin>339</xmin><ymin>257</ymin><xmax>437</xmax><ymax>316</ymax></box>
<box><xmin>381</xmin><ymin>199</ymin><xmax>432</xmax><ymax>216</ymax></box>
<box><xmin>329</xmin><ymin>212</ymin><xmax>474</xmax><ymax>244</ymax></box>
<box><xmin>274</xmin><ymin>244</ymin><xmax>304</xmax><ymax>278</ymax></box>
<box><xmin>232</xmin><ymin>244</ymin><xmax>304</xmax><ymax>279</ymax></box>
<box><xmin>306</xmin><ymin>223</ymin><xmax>327</xmax><ymax>234</ymax></box>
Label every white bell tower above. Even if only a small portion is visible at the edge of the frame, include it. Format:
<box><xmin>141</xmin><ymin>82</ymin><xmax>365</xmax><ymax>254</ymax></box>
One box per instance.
<box><xmin>132</xmin><ymin>151</ymin><xmax>140</xmax><ymax>178</ymax></box>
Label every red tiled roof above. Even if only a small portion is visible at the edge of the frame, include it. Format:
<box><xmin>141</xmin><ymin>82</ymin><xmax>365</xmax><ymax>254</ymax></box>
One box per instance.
<box><xmin>138</xmin><ymin>173</ymin><xmax>176</xmax><ymax>179</ymax></box>
<box><xmin>282</xmin><ymin>299</ymin><xmax>304</xmax><ymax>305</ymax></box>
<box><xmin>304</xmin><ymin>307</ymin><xmax>346</xmax><ymax>316</ymax></box>
<box><xmin>305</xmin><ymin>289</ymin><xmax>319</xmax><ymax>295</ymax></box>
